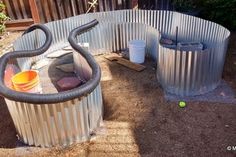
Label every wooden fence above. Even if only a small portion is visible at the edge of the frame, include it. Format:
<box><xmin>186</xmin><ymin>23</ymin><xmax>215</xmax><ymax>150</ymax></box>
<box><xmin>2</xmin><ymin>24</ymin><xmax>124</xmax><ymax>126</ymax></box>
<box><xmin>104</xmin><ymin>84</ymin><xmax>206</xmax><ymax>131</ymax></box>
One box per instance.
<box><xmin>4</xmin><ymin>0</ymin><xmax>172</xmax><ymax>30</ymax></box>
<box><xmin>35</xmin><ymin>0</ymin><xmax>133</xmax><ymax>23</ymax></box>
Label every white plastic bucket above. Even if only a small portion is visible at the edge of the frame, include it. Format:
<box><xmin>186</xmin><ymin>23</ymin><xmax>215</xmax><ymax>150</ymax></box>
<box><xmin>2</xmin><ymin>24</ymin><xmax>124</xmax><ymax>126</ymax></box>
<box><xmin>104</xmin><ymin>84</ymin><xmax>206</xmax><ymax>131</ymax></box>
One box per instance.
<box><xmin>129</xmin><ymin>40</ymin><xmax>146</xmax><ymax>64</ymax></box>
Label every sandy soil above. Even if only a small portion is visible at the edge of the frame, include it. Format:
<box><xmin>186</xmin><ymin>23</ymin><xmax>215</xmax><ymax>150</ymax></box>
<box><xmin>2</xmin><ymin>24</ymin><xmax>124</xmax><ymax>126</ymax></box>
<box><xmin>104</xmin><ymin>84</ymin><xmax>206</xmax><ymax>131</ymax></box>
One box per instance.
<box><xmin>0</xmin><ymin>32</ymin><xmax>22</xmax><ymax>54</ymax></box>
<box><xmin>0</xmin><ymin>32</ymin><xmax>235</xmax><ymax>157</ymax></box>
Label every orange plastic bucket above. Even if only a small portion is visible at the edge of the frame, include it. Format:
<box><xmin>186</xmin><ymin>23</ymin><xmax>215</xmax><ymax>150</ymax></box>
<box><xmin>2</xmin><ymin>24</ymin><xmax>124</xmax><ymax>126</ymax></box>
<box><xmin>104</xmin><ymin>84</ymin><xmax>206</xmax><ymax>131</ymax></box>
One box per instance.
<box><xmin>11</xmin><ymin>70</ymin><xmax>41</xmax><ymax>93</ymax></box>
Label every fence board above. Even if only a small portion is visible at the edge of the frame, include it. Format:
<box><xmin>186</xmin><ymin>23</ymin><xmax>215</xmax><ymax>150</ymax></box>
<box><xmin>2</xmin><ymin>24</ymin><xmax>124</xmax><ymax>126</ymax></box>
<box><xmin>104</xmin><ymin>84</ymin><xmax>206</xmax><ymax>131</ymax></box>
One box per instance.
<box><xmin>29</xmin><ymin>0</ymin><xmax>40</xmax><ymax>23</ymax></box>
<box><xmin>4</xmin><ymin>0</ymin><xmax>31</xmax><ymax>20</ymax></box>
<box><xmin>42</xmin><ymin>0</ymin><xmax>52</xmax><ymax>22</ymax></box>
<box><xmin>4</xmin><ymin>0</ymin><xmax>172</xmax><ymax>29</ymax></box>
<box><xmin>64</xmin><ymin>0</ymin><xmax>73</xmax><ymax>17</ymax></box>
<box><xmin>71</xmin><ymin>0</ymin><xmax>77</xmax><ymax>15</ymax></box>
<box><xmin>78</xmin><ymin>0</ymin><xmax>86</xmax><ymax>14</ymax></box>
<box><xmin>19</xmin><ymin>0</ymin><xmax>27</xmax><ymax>18</ymax></box>
<box><xmin>13</xmin><ymin>0</ymin><xmax>23</xmax><ymax>19</ymax></box>
<box><xmin>48</xmin><ymin>0</ymin><xmax>59</xmax><ymax>20</ymax></box>
<box><xmin>56</xmin><ymin>0</ymin><xmax>66</xmax><ymax>19</ymax></box>
<box><xmin>3</xmin><ymin>0</ymin><xmax>15</xmax><ymax>19</ymax></box>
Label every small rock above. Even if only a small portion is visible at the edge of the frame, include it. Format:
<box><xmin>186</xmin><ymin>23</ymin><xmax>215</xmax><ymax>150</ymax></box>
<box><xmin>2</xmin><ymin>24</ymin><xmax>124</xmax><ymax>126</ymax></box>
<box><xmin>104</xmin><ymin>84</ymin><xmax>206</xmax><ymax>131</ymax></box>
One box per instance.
<box><xmin>154</xmin><ymin>131</ymin><xmax>157</xmax><ymax>134</ymax></box>
<box><xmin>57</xmin><ymin>77</ymin><xmax>82</xmax><ymax>91</ymax></box>
<box><xmin>142</xmin><ymin>129</ymin><xmax>146</xmax><ymax>132</ymax></box>
<box><xmin>225</xmin><ymin>125</ymin><xmax>229</xmax><ymax>128</ymax></box>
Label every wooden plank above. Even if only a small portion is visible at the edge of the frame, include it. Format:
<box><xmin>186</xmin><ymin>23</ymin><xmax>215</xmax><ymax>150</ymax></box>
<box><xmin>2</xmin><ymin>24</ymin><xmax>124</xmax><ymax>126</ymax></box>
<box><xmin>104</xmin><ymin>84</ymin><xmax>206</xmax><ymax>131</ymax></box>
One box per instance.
<box><xmin>6</xmin><ymin>18</ymin><xmax>34</xmax><ymax>31</ymax></box>
<box><xmin>29</xmin><ymin>0</ymin><xmax>40</xmax><ymax>23</ymax></box>
<box><xmin>6</xmin><ymin>18</ymin><xmax>34</xmax><ymax>27</ymax></box>
<box><xmin>104</xmin><ymin>53</ymin><xmax>146</xmax><ymax>72</ymax></box>
<box><xmin>116</xmin><ymin>58</ymin><xmax>146</xmax><ymax>71</ymax></box>
<box><xmin>6</xmin><ymin>18</ymin><xmax>34</xmax><ymax>24</ymax></box>
<box><xmin>6</xmin><ymin>26</ymin><xmax>29</xmax><ymax>31</ymax></box>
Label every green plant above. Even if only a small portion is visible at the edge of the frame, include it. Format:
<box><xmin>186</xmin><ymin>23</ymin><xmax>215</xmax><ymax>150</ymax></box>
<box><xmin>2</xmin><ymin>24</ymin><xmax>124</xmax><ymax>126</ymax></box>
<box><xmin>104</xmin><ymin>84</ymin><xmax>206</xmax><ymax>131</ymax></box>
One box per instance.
<box><xmin>0</xmin><ymin>1</ymin><xmax>9</xmax><ymax>35</ymax></box>
<box><xmin>198</xmin><ymin>0</ymin><xmax>236</xmax><ymax>30</ymax></box>
<box><xmin>172</xmin><ymin>0</ymin><xmax>236</xmax><ymax>30</ymax></box>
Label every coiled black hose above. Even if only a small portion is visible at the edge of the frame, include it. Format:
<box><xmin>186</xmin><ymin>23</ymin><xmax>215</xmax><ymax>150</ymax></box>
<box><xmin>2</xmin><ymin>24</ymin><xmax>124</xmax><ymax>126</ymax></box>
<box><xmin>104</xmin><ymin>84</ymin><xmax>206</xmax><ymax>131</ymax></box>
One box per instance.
<box><xmin>0</xmin><ymin>20</ymin><xmax>101</xmax><ymax>104</ymax></box>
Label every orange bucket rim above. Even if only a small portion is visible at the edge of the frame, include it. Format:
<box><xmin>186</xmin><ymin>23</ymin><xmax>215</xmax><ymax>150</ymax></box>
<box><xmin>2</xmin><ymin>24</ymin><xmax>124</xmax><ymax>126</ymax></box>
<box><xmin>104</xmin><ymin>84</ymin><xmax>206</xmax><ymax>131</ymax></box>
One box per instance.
<box><xmin>11</xmin><ymin>70</ymin><xmax>39</xmax><ymax>85</ymax></box>
<box><xmin>14</xmin><ymin>77</ymin><xmax>39</xmax><ymax>88</ymax></box>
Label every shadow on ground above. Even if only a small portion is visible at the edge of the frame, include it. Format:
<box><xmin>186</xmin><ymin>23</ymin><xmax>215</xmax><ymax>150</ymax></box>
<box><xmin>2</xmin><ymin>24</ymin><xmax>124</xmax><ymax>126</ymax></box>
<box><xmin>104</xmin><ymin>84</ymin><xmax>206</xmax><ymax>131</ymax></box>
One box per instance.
<box><xmin>0</xmin><ymin>97</ymin><xmax>19</xmax><ymax>148</ymax></box>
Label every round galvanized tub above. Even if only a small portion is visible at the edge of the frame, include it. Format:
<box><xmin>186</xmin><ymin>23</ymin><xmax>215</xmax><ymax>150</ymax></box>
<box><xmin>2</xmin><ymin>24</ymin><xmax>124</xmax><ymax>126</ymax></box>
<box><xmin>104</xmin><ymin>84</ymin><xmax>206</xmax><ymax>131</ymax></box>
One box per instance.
<box><xmin>0</xmin><ymin>22</ymin><xmax>103</xmax><ymax>147</ymax></box>
<box><xmin>156</xmin><ymin>13</ymin><xmax>230</xmax><ymax>96</ymax></box>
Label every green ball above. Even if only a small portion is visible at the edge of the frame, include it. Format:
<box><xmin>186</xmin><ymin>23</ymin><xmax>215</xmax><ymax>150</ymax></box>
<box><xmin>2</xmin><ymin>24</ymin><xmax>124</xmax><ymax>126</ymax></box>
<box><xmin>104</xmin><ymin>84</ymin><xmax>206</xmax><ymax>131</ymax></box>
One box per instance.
<box><xmin>179</xmin><ymin>101</ymin><xmax>186</xmax><ymax>108</ymax></box>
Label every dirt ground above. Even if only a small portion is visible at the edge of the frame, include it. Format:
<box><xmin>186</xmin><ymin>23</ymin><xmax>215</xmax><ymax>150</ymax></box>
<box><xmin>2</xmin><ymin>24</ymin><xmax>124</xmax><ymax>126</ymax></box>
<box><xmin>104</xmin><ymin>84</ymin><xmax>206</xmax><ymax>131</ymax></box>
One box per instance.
<box><xmin>0</xmin><ymin>32</ymin><xmax>22</xmax><ymax>54</ymax></box>
<box><xmin>0</xmin><ymin>31</ymin><xmax>235</xmax><ymax>157</ymax></box>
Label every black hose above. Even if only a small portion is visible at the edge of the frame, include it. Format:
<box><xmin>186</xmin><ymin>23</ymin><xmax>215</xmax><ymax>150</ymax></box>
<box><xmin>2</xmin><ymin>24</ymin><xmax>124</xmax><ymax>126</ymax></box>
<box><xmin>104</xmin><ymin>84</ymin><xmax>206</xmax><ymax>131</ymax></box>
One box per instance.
<box><xmin>0</xmin><ymin>20</ymin><xmax>101</xmax><ymax>104</ymax></box>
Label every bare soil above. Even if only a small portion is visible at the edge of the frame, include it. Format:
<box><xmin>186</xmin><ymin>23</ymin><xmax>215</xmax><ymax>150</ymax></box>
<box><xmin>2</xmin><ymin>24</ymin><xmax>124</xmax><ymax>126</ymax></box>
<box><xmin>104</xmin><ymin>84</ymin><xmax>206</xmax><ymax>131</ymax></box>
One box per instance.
<box><xmin>0</xmin><ymin>32</ymin><xmax>22</xmax><ymax>54</ymax></box>
<box><xmin>0</xmin><ymin>32</ymin><xmax>235</xmax><ymax>157</ymax></box>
